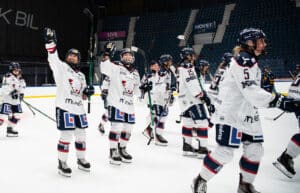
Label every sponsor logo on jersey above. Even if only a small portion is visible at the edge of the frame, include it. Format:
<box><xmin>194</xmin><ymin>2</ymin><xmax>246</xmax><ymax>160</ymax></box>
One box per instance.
<box><xmin>65</xmin><ymin>98</ymin><xmax>83</xmax><ymax>106</ymax></box>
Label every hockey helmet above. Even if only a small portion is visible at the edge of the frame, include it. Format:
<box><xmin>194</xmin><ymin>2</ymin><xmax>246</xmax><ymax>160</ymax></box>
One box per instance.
<box><xmin>65</xmin><ymin>48</ymin><xmax>81</xmax><ymax>64</ymax></box>
<box><xmin>159</xmin><ymin>54</ymin><xmax>173</xmax><ymax>65</ymax></box>
<box><xmin>180</xmin><ymin>47</ymin><xmax>195</xmax><ymax>60</ymax></box>
<box><xmin>222</xmin><ymin>52</ymin><xmax>233</xmax><ymax>64</ymax></box>
<box><xmin>237</xmin><ymin>28</ymin><xmax>266</xmax><ymax>46</ymax></box>
<box><xmin>120</xmin><ymin>48</ymin><xmax>135</xmax><ymax>65</ymax></box>
<box><xmin>9</xmin><ymin>62</ymin><xmax>21</xmax><ymax>71</ymax></box>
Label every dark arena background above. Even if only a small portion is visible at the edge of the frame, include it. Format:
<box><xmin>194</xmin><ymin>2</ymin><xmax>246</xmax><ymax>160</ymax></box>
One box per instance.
<box><xmin>1</xmin><ymin>0</ymin><xmax>299</xmax><ymax>85</ymax></box>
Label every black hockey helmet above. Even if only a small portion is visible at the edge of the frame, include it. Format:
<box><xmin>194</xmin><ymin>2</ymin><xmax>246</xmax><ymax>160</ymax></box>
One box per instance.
<box><xmin>198</xmin><ymin>59</ymin><xmax>210</xmax><ymax>67</ymax></box>
<box><xmin>158</xmin><ymin>54</ymin><xmax>173</xmax><ymax>65</ymax></box>
<box><xmin>9</xmin><ymin>62</ymin><xmax>21</xmax><ymax>71</ymax></box>
<box><xmin>180</xmin><ymin>47</ymin><xmax>195</xmax><ymax>60</ymax></box>
<box><xmin>222</xmin><ymin>52</ymin><xmax>233</xmax><ymax>64</ymax></box>
<box><xmin>120</xmin><ymin>48</ymin><xmax>135</xmax><ymax>65</ymax></box>
<box><xmin>104</xmin><ymin>42</ymin><xmax>116</xmax><ymax>58</ymax></box>
<box><xmin>237</xmin><ymin>28</ymin><xmax>266</xmax><ymax>46</ymax></box>
<box><xmin>65</xmin><ymin>48</ymin><xmax>81</xmax><ymax>63</ymax></box>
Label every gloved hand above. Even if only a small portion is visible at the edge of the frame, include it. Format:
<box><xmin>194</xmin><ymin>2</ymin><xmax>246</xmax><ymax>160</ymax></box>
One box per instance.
<box><xmin>10</xmin><ymin>89</ymin><xmax>19</xmax><ymax>99</ymax></box>
<box><xmin>139</xmin><ymin>81</ymin><xmax>153</xmax><ymax>93</ymax></box>
<box><xmin>207</xmin><ymin>104</ymin><xmax>215</xmax><ymax>114</ymax></box>
<box><xmin>103</xmin><ymin>42</ymin><xmax>116</xmax><ymax>57</ymax></box>
<box><xmin>269</xmin><ymin>93</ymin><xmax>299</xmax><ymax>113</ymax></box>
<box><xmin>101</xmin><ymin>89</ymin><xmax>108</xmax><ymax>101</ymax></box>
<box><xmin>200</xmin><ymin>92</ymin><xmax>211</xmax><ymax>106</ymax></box>
<box><xmin>44</xmin><ymin>28</ymin><xmax>57</xmax><ymax>44</ymax></box>
<box><xmin>19</xmin><ymin>93</ymin><xmax>24</xmax><ymax>101</ymax></box>
<box><xmin>83</xmin><ymin>85</ymin><xmax>95</xmax><ymax>97</ymax></box>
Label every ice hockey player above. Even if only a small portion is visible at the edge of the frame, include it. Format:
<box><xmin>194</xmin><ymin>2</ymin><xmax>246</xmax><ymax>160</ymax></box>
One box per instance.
<box><xmin>0</xmin><ymin>62</ymin><xmax>26</xmax><ymax>137</ymax></box>
<box><xmin>44</xmin><ymin>28</ymin><xmax>94</xmax><ymax>177</ymax></box>
<box><xmin>142</xmin><ymin>54</ymin><xmax>176</xmax><ymax>146</ymax></box>
<box><xmin>195</xmin><ymin>59</ymin><xmax>212</xmax><ymax>83</ymax></box>
<box><xmin>261</xmin><ymin>66</ymin><xmax>276</xmax><ymax>93</ymax></box>
<box><xmin>177</xmin><ymin>47</ymin><xmax>214</xmax><ymax>158</ymax></box>
<box><xmin>273</xmin><ymin>71</ymin><xmax>300</xmax><ymax>178</ymax></box>
<box><xmin>192</xmin><ymin>28</ymin><xmax>299</xmax><ymax>193</ymax></box>
<box><xmin>98</xmin><ymin>42</ymin><xmax>116</xmax><ymax>135</ymax></box>
<box><xmin>142</xmin><ymin>60</ymin><xmax>160</xmax><ymax>139</ymax></box>
<box><xmin>100</xmin><ymin>47</ymin><xmax>144</xmax><ymax>165</ymax></box>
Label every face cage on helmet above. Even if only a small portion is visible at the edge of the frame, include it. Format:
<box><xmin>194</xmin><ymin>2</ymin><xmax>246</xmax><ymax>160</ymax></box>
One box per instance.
<box><xmin>121</xmin><ymin>53</ymin><xmax>135</xmax><ymax>65</ymax></box>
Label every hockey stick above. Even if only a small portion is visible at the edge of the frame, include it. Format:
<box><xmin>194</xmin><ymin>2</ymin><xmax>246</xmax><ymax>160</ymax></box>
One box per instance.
<box><xmin>265</xmin><ymin>111</ymin><xmax>285</xmax><ymax>121</ymax></box>
<box><xmin>83</xmin><ymin>8</ymin><xmax>95</xmax><ymax>114</ymax></box>
<box><xmin>21</xmin><ymin>100</ymin><xmax>56</xmax><ymax>122</ymax></box>
<box><xmin>176</xmin><ymin>114</ymin><xmax>182</xmax><ymax>124</ymax></box>
<box><xmin>22</xmin><ymin>99</ymin><xmax>36</xmax><ymax>116</ymax></box>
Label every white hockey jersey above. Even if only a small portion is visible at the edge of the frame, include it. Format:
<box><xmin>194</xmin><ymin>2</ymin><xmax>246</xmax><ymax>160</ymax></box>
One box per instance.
<box><xmin>288</xmin><ymin>72</ymin><xmax>300</xmax><ymax>100</ymax></box>
<box><xmin>47</xmin><ymin>49</ymin><xmax>87</xmax><ymax>115</ymax></box>
<box><xmin>212</xmin><ymin>51</ymin><xmax>275</xmax><ymax>136</ymax></box>
<box><xmin>150</xmin><ymin>69</ymin><xmax>174</xmax><ymax>106</ymax></box>
<box><xmin>1</xmin><ymin>73</ymin><xmax>26</xmax><ymax>105</ymax></box>
<box><xmin>177</xmin><ymin>62</ymin><xmax>204</xmax><ymax>112</ymax></box>
<box><xmin>207</xmin><ymin>66</ymin><xmax>228</xmax><ymax>104</ymax></box>
<box><xmin>100</xmin><ymin>60</ymin><xmax>141</xmax><ymax>114</ymax></box>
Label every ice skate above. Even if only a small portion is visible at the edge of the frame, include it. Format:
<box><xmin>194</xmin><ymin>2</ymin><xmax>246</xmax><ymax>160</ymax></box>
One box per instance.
<box><xmin>237</xmin><ymin>173</ymin><xmax>260</xmax><ymax>193</ymax></box>
<box><xmin>191</xmin><ymin>175</ymin><xmax>207</xmax><ymax>193</ymax></box>
<box><xmin>118</xmin><ymin>144</ymin><xmax>133</xmax><ymax>163</ymax></box>
<box><xmin>182</xmin><ymin>138</ymin><xmax>196</xmax><ymax>157</ymax></box>
<box><xmin>6</xmin><ymin>127</ymin><xmax>18</xmax><ymax>137</ymax></box>
<box><xmin>58</xmin><ymin>160</ymin><xmax>72</xmax><ymax>177</ymax></box>
<box><xmin>273</xmin><ymin>150</ymin><xmax>296</xmax><ymax>178</ymax></box>
<box><xmin>109</xmin><ymin>148</ymin><xmax>121</xmax><ymax>166</ymax></box>
<box><xmin>155</xmin><ymin>133</ymin><xmax>168</xmax><ymax>146</ymax></box>
<box><xmin>77</xmin><ymin>158</ymin><xmax>91</xmax><ymax>172</ymax></box>
<box><xmin>142</xmin><ymin>124</ymin><xmax>153</xmax><ymax>139</ymax></box>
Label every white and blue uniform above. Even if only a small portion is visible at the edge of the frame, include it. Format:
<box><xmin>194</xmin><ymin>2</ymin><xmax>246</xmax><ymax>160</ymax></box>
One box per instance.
<box><xmin>200</xmin><ymin>51</ymin><xmax>276</xmax><ymax>184</ymax></box>
<box><xmin>100</xmin><ymin>59</ymin><xmax>141</xmax><ymax>150</ymax></box>
<box><xmin>46</xmin><ymin>42</ymin><xmax>89</xmax><ymax>162</ymax></box>
<box><xmin>177</xmin><ymin>62</ymin><xmax>209</xmax><ymax>148</ymax></box>
<box><xmin>0</xmin><ymin>72</ymin><xmax>26</xmax><ymax>128</ymax></box>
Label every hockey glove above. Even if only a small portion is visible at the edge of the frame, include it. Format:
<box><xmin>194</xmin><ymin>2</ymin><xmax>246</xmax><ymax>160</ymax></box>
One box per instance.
<box><xmin>269</xmin><ymin>93</ymin><xmax>299</xmax><ymax>113</ymax></box>
<box><xmin>139</xmin><ymin>81</ymin><xmax>153</xmax><ymax>93</ymax></box>
<box><xmin>200</xmin><ymin>92</ymin><xmax>211</xmax><ymax>106</ymax></box>
<box><xmin>19</xmin><ymin>93</ymin><xmax>24</xmax><ymax>101</ymax></box>
<box><xmin>83</xmin><ymin>85</ymin><xmax>95</xmax><ymax>97</ymax></box>
<box><xmin>207</xmin><ymin>104</ymin><xmax>215</xmax><ymax>114</ymax></box>
<box><xmin>101</xmin><ymin>89</ymin><xmax>108</xmax><ymax>101</ymax></box>
<box><xmin>44</xmin><ymin>28</ymin><xmax>57</xmax><ymax>44</ymax></box>
<box><xmin>104</xmin><ymin>42</ymin><xmax>116</xmax><ymax>57</ymax></box>
<box><xmin>10</xmin><ymin>89</ymin><xmax>19</xmax><ymax>99</ymax></box>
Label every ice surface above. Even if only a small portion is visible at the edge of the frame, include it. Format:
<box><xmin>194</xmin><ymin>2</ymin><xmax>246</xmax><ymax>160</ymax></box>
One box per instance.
<box><xmin>0</xmin><ymin>84</ymin><xmax>299</xmax><ymax>193</ymax></box>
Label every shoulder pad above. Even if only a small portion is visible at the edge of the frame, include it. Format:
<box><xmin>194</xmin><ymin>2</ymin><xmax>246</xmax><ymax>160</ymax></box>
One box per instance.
<box><xmin>179</xmin><ymin>62</ymin><xmax>193</xmax><ymax>69</ymax></box>
<box><xmin>235</xmin><ymin>51</ymin><xmax>257</xmax><ymax>67</ymax></box>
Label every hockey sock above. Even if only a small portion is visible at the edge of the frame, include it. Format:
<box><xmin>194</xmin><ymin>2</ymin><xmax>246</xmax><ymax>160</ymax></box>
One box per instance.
<box><xmin>286</xmin><ymin>133</ymin><xmax>300</xmax><ymax>158</ymax></box>
<box><xmin>75</xmin><ymin>141</ymin><xmax>86</xmax><ymax>159</ymax></box>
<box><xmin>182</xmin><ymin>126</ymin><xmax>193</xmax><ymax>145</ymax></box>
<box><xmin>120</xmin><ymin>131</ymin><xmax>131</xmax><ymax>147</ymax></box>
<box><xmin>109</xmin><ymin>131</ymin><xmax>120</xmax><ymax>149</ymax></box>
<box><xmin>239</xmin><ymin>156</ymin><xmax>260</xmax><ymax>183</ymax></box>
<box><xmin>58</xmin><ymin>141</ymin><xmax>70</xmax><ymax>162</ymax></box>
<box><xmin>8</xmin><ymin>115</ymin><xmax>19</xmax><ymax>128</ymax></box>
<box><xmin>196</xmin><ymin>127</ymin><xmax>208</xmax><ymax>147</ymax></box>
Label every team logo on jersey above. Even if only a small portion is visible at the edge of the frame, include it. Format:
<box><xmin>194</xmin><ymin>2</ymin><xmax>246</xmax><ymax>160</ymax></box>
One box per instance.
<box><xmin>68</xmin><ymin>78</ymin><xmax>83</xmax><ymax>95</ymax></box>
<box><xmin>64</xmin><ymin>113</ymin><xmax>75</xmax><ymax>128</ymax></box>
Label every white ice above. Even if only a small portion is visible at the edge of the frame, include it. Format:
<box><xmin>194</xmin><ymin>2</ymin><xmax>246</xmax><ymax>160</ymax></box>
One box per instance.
<box><xmin>0</xmin><ymin>83</ymin><xmax>299</xmax><ymax>193</ymax></box>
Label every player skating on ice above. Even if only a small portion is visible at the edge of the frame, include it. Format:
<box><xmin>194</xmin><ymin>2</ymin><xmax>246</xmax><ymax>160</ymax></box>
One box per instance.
<box><xmin>100</xmin><ymin>48</ymin><xmax>144</xmax><ymax>165</ymax></box>
<box><xmin>176</xmin><ymin>47</ymin><xmax>213</xmax><ymax>158</ymax></box>
<box><xmin>98</xmin><ymin>42</ymin><xmax>116</xmax><ymax>135</ymax></box>
<box><xmin>273</xmin><ymin>71</ymin><xmax>300</xmax><ymax>178</ymax></box>
<box><xmin>142</xmin><ymin>54</ymin><xmax>176</xmax><ymax>146</ymax></box>
<box><xmin>192</xmin><ymin>28</ymin><xmax>299</xmax><ymax>193</ymax></box>
<box><xmin>44</xmin><ymin>28</ymin><xmax>94</xmax><ymax>177</ymax></box>
<box><xmin>0</xmin><ymin>62</ymin><xmax>26</xmax><ymax>137</ymax></box>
